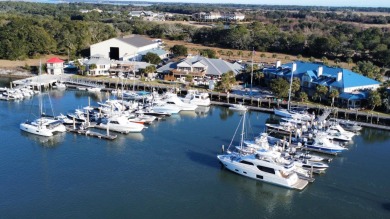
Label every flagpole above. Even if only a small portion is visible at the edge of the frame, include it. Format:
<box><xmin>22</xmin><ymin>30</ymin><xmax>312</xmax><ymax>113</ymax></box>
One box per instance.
<box><xmin>250</xmin><ymin>47</ymin><xmax>254</xmax><ymax>96</ymax></box>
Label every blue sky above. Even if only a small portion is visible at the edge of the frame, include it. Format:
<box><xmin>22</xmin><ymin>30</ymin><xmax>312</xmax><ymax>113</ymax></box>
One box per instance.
<box><xmin>129</xmin><ymin>0</ymin><xmax>390</xmax><ymax>8</ymax></box>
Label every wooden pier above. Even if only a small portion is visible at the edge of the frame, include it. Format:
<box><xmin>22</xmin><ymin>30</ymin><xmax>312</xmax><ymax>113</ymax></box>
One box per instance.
<box><xmin>10</xmin><ymin>74</ymin><xmax>390</xmax><ymax>129</ymax></box>
<box><xmin>66</xmin><ymin>126</ymin><xmax>117</xmax><ymax>140</ymax></box>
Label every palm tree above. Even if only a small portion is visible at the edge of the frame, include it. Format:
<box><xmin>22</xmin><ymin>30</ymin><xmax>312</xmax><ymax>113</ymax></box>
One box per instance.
<box><xmin>329</xmin><ymin>89</ymin><xmax>339</xmax><ymax>107</ymax></box>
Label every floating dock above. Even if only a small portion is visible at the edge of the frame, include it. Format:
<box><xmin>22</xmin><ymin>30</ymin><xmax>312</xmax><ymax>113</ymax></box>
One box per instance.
<box><xmin>66</xmin><ymin>126</ymin><xmax>117</xmax><ymax>140</ymax></box>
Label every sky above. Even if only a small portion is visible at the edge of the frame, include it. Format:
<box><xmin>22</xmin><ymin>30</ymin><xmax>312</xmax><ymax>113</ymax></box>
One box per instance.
<box><xmin>128</xmin><ymin>0</ymin><xmax>390</xmax><ymax>8</ymax></box>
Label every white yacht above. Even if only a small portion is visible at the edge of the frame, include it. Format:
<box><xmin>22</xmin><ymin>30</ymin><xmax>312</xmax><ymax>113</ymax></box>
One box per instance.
<box><xmin>164</xmin><ymin>93</ymin><xmax>198</xmax><ymax>111</ymax></box>
<box><xmin>150</xmin><ymin>102</ymin><xmax>181</xmax><ymax>114</ymax></box>
<box><xmin>181</xmin><ymin>90</ymin><xmax>211</xmax><ymax>107</ymax></box>
<box><xmin>98</xmin><ymin>116</ymin><xmax>145</xmax><ymax>133</ymax></box>
<box><xmin>326</xmin><ymin>124</ymin><xmax>356</xmax><ymax>138</ymax></box>
<box><xmin>304</xmin><ymin>133</ymin><xmax>348</xmax><ymax>155</ymax></box>
<box><xmin>218</xmin><ymin>152</ymin><xmax>309</xmax><ymax>190</ymax></box>
<box><xmin>20</xmin><ymin>62</ymin><xmax>67</xmax><ymax>137</ymax></box>
<box><xmin>217</xmin><ymin>113</ymin><xmax>309</xmax><ymax>190</ymax></box>
<box><xmin>20</xmin><ymin>117</ymin><xmax>66</xmax><ymax>137</ymax></box>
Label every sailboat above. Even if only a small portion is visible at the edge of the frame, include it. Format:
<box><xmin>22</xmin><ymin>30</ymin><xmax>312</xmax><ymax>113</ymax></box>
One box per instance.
<box><xmin>217</xmin><ymin>112</ymin><xmax>309</xmax><ymax>190</ymax></box>
<box><xmin>20</xmin><ymin>61</ymin><xmax>67</xmax><ymax>137</ymax></box>
<box><xmin>273</xmin><ymin>63</ymin><xmax>313</xmax><ymax>121</ymax></box>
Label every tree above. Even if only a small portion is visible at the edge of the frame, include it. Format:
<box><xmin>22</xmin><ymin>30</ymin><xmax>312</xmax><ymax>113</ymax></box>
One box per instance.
<box><xmin>347</xmin><ymin>57</ymin><xmax>353</xmax><ymax>67</ymax></box>
<box><xmin>254</xmin><ymin>71</ymin><xmax>264</xmax><ymax>86</ymax></box>
<box><xmin>352</xmin><ymin>61</ymin><xmax>381</xmax><ymax>80</ymax></box>
<box><xmin>314</xmin><ymin>85</ymin><xmax>328</xmax><ymax>102</ymax></box>
<box><xmin>170</xmin><ymin>44</ymin><xmax>188</xmax><ymax>57</ymax></box>
<box><xmin>270</xmin><ymin>77</ymin><xmax>290</xmax><ymax>98</ymax></box>
<box><xmin>142</xmin><ymin>52</ymin><xmax>161</xmax><ymax>65</ymax></box>
<box><xmin>368</xmin><ymin>90</ymin><xmax>381</xmax><ymax>111</ymax></box>
<box><xmin>144</xmin><ymin>65</ymin><xmax>156</xmax><ymax>74</ymax></box>
<box><xmin>291</xmin><ymin>77</ymin><xmax>301</xmax><ymax>97</ymax></box>
<box><xmin>237</xmin><ymin>50</ymin><xmax>243</xmax><ymax>59</ymax></box>
<box><xmin>298</xmin><ymin>91</ymin><xmax>308</xmax><ymax>102</ymax></box>
<box><xmin>226</xmin><ymin>50</ymin><xmax>233</xmax><ymax>58</ymax></box>
<box><xmin>89</xmin><ymin>64</ymin><xmax>97</xmax><ymax>73</ymax></box>
<box><xmin>321</xmin><ymin>56</ymin><xmax>329</xmax><ymax>65</ymax></box>
<box><xmin>200</xmin><ymin>49</ymin><xmax>217</xmax><ymax>58</ymax></box>
<box><xmin>328</xmin><ymin>89</ymin><xmax>339</xmax><ymax>107</ymax></box>
<box><xmin>216</xmin><ymin>70</ymin><xmax>236</xmax><ymax>92</ymax></box>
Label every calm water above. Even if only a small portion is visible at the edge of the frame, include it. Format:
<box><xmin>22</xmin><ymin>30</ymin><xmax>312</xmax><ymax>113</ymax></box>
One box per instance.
<box><xmin>0</xmin><ymin>89</ymin><xmax>390</xmax><ymax>218</ymax></box>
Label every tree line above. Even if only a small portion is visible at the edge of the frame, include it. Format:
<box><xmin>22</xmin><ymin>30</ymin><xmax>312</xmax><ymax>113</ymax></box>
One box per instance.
<box><xmin>1</xmin><ymin>2</ymin><xmax>390</xmax><ymax>72</ymax></box>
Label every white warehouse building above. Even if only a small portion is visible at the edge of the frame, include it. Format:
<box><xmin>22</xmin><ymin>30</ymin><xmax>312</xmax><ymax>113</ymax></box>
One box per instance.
<box><xmin>90</xmin><ymin>35</ymin><xmax>167</xmax><ymax>61</ymax></box>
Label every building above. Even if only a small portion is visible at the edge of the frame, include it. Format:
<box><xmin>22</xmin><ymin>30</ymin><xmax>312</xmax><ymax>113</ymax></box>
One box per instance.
<box><xmin>90</xmin><ymin>35</ymin><xmax>168</xmax><ymax>61</ymax></box>
<box><xmin>83</xmin><ymin>55</ymin><xmax>112</xmax><ymax>76</ymax></box>
<box><xmin>46</xmin><ymin>57</ymin><xmax>64</xmax><ymax>75</ymax></box>
<box><xmin>192</xmin><ymin>11</ymin><xmax>245</xmax><ymax>21</ymax></box>
<box><xmin>263</xmin><ymin>61</ymin><xmax>381</xmax><ymax>108</ymax></box>
<box><xmin>157</xmin><ymin>55</ymin><xmax>242</xmax><ymax>78</ymax></box>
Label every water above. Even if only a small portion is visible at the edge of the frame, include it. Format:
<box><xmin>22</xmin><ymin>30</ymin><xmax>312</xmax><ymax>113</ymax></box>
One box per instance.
<box><xmin>0</xmin><ymin>90</ymin><xmax>390</xmax><ymax>218</ymax></box>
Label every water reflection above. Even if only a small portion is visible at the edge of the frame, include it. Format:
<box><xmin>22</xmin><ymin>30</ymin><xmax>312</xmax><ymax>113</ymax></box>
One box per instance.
<box><xmin>179</xmin><ymin>110</ymin><xmax>197</xmax><ymax>118</ymax></box>
<box><xmin>219</xmin><ymin>107</ymin><xmax>234</xmax><ymax>120</ymax></box>
<box><xmin>195</xmin><ymin>106</ymin><xmax>210</xmax><ymax>118</ymax></box>
<box><xmin>218</xmin><ymin>170</ymin><xmax>295</xmax><ymax>215</ymax></box>
<box><xmin>74</xmin><ymin>90</ymin><xmax>104</xmax><ymax>102</ymax></box>
<box><xmin>20</xmin><ymin>131</ymin><xmax>66</xmax><ymax>147</ymax></box>
<box><xmin>360</xmin><ymin>128</ymin><xmax>390</xmax><ymax>143</ymax></box>
<box><xmin>49</xmin><ymin>89</ymin><xmax>66</xmax><ymax>99</ymax></box>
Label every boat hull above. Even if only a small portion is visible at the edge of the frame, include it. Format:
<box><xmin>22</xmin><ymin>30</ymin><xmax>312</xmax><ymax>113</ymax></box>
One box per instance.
<box><xmin>217</xmin><ymin>155</ymin><xmax>308</xmax><ymax>190</ymax></box>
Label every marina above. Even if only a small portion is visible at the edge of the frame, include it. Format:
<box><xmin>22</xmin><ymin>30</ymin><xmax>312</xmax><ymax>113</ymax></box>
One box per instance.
<box><xmin>0</xmin><ymin>87</ymin><xmax>390</xmax><ymax>218</ymax></box>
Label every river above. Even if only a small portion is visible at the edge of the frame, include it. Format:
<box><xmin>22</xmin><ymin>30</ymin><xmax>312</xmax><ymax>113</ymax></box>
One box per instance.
<box><xmin>0</xmin><ymin>88</ymin><xmax>389</xmax><ymax>218</ymax></box>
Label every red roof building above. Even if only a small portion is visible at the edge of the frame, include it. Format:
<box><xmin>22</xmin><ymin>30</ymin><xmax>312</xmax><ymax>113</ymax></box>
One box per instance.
<box><xmin>47</xmin><ymin>57</ymin><xmax>64</xmax><ymax>63</ymax></box>
<box><xmin>46</xmin><ymin>57</ymin><xmax>64</xmax><ymax>75</ymax></box>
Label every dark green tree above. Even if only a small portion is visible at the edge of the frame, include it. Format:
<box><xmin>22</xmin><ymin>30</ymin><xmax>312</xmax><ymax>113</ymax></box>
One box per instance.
<box><xmin>270</xmin><ymin>77</ymin><xmax>290</xmax><ymax>98</ymax></box>
<box><xmin>170</xmin><ymin>44</ymin><xmax>188</xmax><ymax>57</ymax></box>
<box><xmin>142</xmin><ymin>52</ymin><xmax>161</xmax><ymax>65</ymax></box>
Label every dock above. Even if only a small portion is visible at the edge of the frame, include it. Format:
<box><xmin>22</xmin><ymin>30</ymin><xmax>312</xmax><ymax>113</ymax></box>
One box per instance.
<box><xmin>66</xmin><ymin>126</ymin><xmax>117</xmax><ymax>140</ymax></box>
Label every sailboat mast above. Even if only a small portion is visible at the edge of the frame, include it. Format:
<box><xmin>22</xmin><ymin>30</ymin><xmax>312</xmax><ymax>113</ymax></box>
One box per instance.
<box><xmin>39</xmin><ymin>60</ymin><xmax>43</xmax><ymax>116</ymax></box>
<box><xmin>287</xmin><ymin>63</ymin><xmax>294</xmax><ymax>111</ymax></box>
<box><xmin>240</xmin><ymin>112</ymin><xmax>246</xmax><ymax>150</ymax></box>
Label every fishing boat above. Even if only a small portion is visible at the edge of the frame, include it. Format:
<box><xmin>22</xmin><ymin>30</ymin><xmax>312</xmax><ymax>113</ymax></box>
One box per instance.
<box><xmin>98</xmin><ymin>116</ymin><xmax>145</xmax><ymax>133</ymax></box>
<box><xmin>181</xmin><ymin>90</ymin><xmax>211</xmax><ymax>107</ymax></box>
<box><xmin>303</xmin><ymin>133</ymin><xmax>348</xmax><ymax>155</ymax></box>
<box><xmin>217</xmin><ymin>113</ymin><xmax>309</xmax><ymax>190</ymax></box>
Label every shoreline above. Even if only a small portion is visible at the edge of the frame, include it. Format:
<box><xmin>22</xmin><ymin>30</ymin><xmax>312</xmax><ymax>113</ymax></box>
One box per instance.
<box><xmin>0</xmin><ymin>68</ymin><xmax>34</xmax><ymax>79</ymax></box>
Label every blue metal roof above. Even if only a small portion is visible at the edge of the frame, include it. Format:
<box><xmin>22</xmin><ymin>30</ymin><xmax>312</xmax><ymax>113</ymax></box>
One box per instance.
<box><xmin>269</xmin><ymin>61</ymin><xmax>380</xmax><ymax>89</ymax></box>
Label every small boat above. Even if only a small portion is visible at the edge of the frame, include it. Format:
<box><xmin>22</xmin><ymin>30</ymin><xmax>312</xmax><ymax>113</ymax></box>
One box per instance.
<box><xmin>229</xmin><ymin>103</ymin><xmax>247</xmax><ymax>111</ymax></box>
<box><xmin>87</xmin><ymin>87</ymin><xmax>101</xmax><ymax>92</ymax></box>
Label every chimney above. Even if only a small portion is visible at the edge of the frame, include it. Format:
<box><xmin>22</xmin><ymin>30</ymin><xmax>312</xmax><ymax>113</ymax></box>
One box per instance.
<box><xmin>276</xmin><ymin>60</ymin><xmax>281</xmax><ymax>68</ymax></box>
<box><xmin>292</xmin><ymin>62</ymin><xmax>297</xmax><ymax>73</ymax></box>
<box><xmin>337</xmin><ymin>71</ymin><xmax>342</xmax><ymax>81</ymax></box>
<box><xmin>317</xmin><ymin>66</ymin><xmax>323</xmax><ymax>77</ymax></box>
